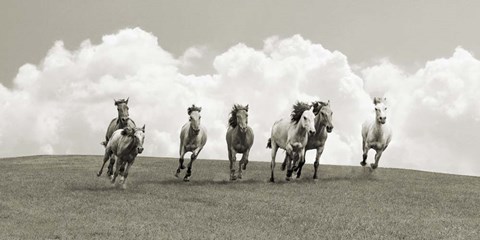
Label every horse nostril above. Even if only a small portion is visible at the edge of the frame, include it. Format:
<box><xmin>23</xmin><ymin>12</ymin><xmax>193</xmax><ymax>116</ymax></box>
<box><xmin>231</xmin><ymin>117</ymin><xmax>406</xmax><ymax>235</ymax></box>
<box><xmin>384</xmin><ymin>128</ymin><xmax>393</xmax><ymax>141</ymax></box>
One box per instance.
<box><xmin>309</xmin><ymin>130</ymin><xmax>316</xmax><ymax>135</ymax></box>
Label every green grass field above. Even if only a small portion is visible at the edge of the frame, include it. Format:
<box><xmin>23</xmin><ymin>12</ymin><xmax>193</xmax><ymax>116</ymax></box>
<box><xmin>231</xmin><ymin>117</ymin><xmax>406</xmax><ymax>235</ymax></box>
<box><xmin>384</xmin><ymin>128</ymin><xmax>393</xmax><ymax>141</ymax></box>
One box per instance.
<box><xmin>0</xmin><ymin>155</ymin><xmax>478</xmax><ymax>239</ymax></box>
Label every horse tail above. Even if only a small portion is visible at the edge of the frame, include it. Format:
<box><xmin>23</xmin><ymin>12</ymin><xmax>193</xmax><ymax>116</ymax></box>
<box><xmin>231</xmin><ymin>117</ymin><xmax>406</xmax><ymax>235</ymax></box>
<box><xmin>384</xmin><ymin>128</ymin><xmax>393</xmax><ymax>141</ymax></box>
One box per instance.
<box><xmin>266</xmin><ymin>138</ymin><xmax>272</xmax><ymax>149</ymax></box>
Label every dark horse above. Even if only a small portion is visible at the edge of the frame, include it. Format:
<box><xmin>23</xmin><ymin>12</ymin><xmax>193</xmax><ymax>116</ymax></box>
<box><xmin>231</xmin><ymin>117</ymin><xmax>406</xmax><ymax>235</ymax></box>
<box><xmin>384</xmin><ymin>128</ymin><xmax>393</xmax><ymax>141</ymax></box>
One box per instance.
<box><xmin>101</xmin><ymin>98</ymin><xmax>136</xmax><ymax>178</ymax></box>
<box><xmin>226</xmin><ymin>104</ymin><xmax>254</xmax><ymax>180</ymax></box>
<box><xmin>295</xmin><ymin>100</ymin><xmax>334</xmax><ymax>179</ymax></box>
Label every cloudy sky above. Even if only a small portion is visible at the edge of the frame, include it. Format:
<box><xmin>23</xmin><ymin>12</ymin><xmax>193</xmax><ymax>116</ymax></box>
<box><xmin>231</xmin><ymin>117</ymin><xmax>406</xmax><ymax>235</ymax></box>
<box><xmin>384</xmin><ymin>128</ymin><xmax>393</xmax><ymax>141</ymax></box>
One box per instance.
<box><xmin>1</xmin><ymin>0</ymin><xmax>479</xmax><ymax>176</ymax></box>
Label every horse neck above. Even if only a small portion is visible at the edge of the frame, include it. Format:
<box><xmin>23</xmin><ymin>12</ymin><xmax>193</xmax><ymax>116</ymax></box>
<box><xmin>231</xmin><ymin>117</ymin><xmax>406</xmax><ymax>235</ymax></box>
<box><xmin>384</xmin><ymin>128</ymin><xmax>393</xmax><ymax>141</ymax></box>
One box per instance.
<box><xmin>234</xmin><ymin>125</ymin><xmax>247</xmax><ymax>139</ymax></box>
<box><xmin>189</xmin><ymin>123</ymin><xmax>199</xmax><ymax>136</ymax></box>
<box><xmin>119</xmin><ymin>135</ymin><xmax>138</xmax><ymax>158</ymax></box>
<box><xmin>315</xmin><ymin>114</ymin><xmax>326</xmax><ymax>133</ymax></box>
<box><xmin>293</xmin><ymin>121</ymin><xmax>308</xmax><ymax>137</ymax></box>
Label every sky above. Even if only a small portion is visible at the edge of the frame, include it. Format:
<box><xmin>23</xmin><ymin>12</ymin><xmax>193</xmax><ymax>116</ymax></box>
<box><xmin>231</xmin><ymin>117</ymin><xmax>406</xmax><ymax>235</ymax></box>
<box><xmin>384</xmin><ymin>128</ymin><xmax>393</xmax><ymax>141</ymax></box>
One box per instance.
<box><xmin>1</xmin><ymin>0</ymin><xmax>479</xmax><ymax>176</ymax></box>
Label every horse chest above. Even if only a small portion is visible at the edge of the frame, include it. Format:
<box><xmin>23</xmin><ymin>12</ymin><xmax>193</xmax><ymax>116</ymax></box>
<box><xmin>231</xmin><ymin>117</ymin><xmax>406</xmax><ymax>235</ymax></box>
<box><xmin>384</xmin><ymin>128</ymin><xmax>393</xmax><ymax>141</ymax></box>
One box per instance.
<box><xmin>185</xmin><ymin>136</ymin><xmax>200</xmax><ymax>151</ymax></box>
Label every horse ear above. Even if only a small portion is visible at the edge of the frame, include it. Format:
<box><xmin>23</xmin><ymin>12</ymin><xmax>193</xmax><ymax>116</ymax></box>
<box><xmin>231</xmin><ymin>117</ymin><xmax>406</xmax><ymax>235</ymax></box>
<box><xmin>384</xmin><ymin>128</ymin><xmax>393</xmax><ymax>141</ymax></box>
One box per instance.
<box><xmin>383</xmin><ymin>97</ymin><xmax>387</xmax><ymax>102</ymax></box>
<box><xmin>327</xmin><ymin>100</ymin><xmax>330</xmax><ymax>105</ymax></box>
<box><xmin>142</xmin><ymin>124</ymin><xmax>145</xmax><ymax>132</ymax></box>
<box><xmin>114</xmin><ymin>99</ymin><xmax>117</xmax><ymax>106</ymax></box>
<box><xmin>373</xmin><ymin>97</ymin><xmax>380</xmax><ymax>105</ymax></box>
<box><xmin>246</xmin><ymin>104</ymin><xmax>249</xmax><ymax>112</ymax></box>
<box><xmin>126</xmin><ymin>97</ymin><xmax>129</xmax><ymax>104</ymax></box>
<box><xmin>198</xmin><ymin>107</ymin><xmax>202</xmax><ymax>112</ymax></box>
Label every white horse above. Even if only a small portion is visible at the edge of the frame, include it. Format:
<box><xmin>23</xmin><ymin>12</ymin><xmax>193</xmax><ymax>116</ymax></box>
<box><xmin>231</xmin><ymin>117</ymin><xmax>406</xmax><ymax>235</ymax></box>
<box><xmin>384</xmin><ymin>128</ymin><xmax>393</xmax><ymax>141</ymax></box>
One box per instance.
<box><xmin>267</xmin><ymin>102</ymin><xmax>316</xmax><ymax>182</ymax></box>
<box><xmin>175</xmin><ymin>105</ymin><xmax>207</xmax><ymax>182</ymax></box>
<box><xmin>97</xmin><ymin>125</ymin><xmax>146</xmax><ymax>189</ymax></box>
<box><xmin>361</xmin><ymin>97</ymin><xmax>392</xmax><ymax>169</ymax></box>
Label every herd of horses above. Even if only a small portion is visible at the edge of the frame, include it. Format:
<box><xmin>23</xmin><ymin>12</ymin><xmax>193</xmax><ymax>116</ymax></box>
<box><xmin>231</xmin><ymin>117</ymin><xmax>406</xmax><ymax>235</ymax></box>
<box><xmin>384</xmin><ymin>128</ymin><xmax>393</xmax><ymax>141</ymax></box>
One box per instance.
<box><xmin>96</xmin><ymin>97</ymin><xmax>392</xmax><ymax>189</ymax></box>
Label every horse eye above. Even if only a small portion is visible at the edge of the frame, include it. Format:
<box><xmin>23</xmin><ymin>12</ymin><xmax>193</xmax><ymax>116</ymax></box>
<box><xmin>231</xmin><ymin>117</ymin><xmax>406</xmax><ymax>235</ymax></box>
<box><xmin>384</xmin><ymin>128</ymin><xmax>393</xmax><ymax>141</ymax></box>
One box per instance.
<box><xmin>303</xmin><ymin>116</ymin><xmax>307</xmax><ymax>120</ymax></box>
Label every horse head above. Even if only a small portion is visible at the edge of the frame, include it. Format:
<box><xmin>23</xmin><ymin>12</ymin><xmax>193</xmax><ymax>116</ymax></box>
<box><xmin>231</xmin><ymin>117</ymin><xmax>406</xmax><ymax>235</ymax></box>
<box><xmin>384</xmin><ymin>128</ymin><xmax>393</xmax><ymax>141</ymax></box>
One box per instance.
<box><xmin>134</xmin><ymin>125</ymin><xmax>146</xmax><ymax>154</ymax></box>
<box><xmin>121</xmin><ymin>124</ymin><xmax>145</xmax><ymax>154</ymax></box>
<box><xmin>373</xmin><ymin>97</ymin><xmax>388</xmax><ymax>124</ymax></box>
<box><xmin>230</xmin><ymin>104</ymin><xmax>249</xmax><ymax>133</ymax></box>
<box><xmin>314</xmin><ymin>100</ymin><xmax>334</xmax><ymax>133</ymax></box>
<box><xmin>302</xmin><ymin>107</ymin><xmax>316</xmax><ymax>135</ymax></box>
<box><xmin>188</xmin><ymin>105</ymin><xmax>202</xmax><ymax>134</ymax></box>
<box><xmin>114</xmin><ymin>98</ymin><xmax>130</xmax><ymax>126</ymax></box>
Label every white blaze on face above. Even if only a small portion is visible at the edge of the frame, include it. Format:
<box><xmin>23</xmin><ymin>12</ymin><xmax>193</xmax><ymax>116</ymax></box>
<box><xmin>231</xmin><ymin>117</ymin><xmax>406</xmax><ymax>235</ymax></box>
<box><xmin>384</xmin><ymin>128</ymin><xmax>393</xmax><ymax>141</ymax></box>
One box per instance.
<box><xmin>375</xmin><ymin>102</ymin><xmax>388</xmax><ymax>124</ymax></box>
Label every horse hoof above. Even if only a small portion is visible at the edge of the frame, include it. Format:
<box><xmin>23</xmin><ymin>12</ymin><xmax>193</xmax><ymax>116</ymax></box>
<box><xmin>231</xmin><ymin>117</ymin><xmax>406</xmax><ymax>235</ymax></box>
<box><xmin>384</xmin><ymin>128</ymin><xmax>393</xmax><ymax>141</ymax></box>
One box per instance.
<box><xmin>370</xmin><ymin>163</ymin><xmax>378</xmax><ymax>169</ymax></box>
<box><xmin>242</xmin><ymin>165</ymin><xmax>247</xmax><ymax>170</ymax></box>
<box><xmin>183</xmin><ymin>176</ymin><xmax>190</xmax><ymax>182</ymax></box>
<box><xmin>286</xmin><ymin>177</ymin><xmax>291</xmax><ymax>181</ymax></box>
<box><xmin>230</xmin><ymin>176</ymin><xmax>237</xmax><ymax>181</ymax></box>
<box><xmin>238</xmin><ymin>174</ymin><xmax>242</xmax><ymax>180</ymax></box>
<box><xmin>180</xmin><ymin>165</ymin><xmax>186</xmax><ymax>170</ymax></box>
<box><xmin>313</xmin><ymin>175</ymin><xmax>318</xmax><ymax>180</ymax></box>
<box><xmin>269</xmin><ymin>178</ymin><xmax>275</xmax><ymax>183</ymax></box>
<box><xmin>296</xmin><ymin>174</ymin><xmax>301</xmax><ymax>179</ymax></box>
<box><xmin>97</xmin><ymin>172</ymin><xmax>102</xmax><ymax>177</ymax></box>
<box><xmin>360</xmin><ymin>161</ymin><xmax>367</xmax><ymax>167</ymax></box>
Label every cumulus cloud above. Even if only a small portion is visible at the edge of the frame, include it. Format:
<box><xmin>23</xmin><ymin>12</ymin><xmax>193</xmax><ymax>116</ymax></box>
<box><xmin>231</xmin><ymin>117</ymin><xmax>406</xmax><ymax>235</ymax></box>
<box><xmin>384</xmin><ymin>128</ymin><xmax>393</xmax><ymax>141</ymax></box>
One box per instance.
<box><xmin>1</xmin><ymin>28</ymin><xmax>479</xmax><ymax>176</ymax></box>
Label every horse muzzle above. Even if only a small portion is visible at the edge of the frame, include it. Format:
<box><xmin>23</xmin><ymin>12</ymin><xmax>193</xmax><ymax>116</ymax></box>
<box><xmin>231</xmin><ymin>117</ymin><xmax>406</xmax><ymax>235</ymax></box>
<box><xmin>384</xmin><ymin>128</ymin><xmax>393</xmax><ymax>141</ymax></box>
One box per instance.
<box><xmin>137</xmin><ymin>147</ymin><xmax>144</xmax><ymax>154</ymax></box>
<box><xmin>326</xmin><ymin>126</ymin><xmax>333</xmax><ymax>133</ymax></box>
<box><xmin>309</xmin><ymin>130</ymin><xmax>316</xmax><ymax>135</ymax></box>
<box><xmin>379</xmin><ymin>117</ymin><xmax>387</xmax><ymax>124</ymax></box>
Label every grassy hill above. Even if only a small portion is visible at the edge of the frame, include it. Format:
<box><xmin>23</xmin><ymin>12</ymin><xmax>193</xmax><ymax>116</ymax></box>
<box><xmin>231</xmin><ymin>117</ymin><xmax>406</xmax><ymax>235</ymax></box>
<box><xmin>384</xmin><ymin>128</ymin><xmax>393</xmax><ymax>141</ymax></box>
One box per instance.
<box><xmin>0</xmin><ymin>155</ymin><xmax>478</xmax><ymax>239</ymax></box>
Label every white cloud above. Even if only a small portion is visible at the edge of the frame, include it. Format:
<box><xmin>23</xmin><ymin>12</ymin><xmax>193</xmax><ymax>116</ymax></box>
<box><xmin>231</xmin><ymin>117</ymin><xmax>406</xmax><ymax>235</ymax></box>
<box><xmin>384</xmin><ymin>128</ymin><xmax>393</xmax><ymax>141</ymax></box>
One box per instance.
<box><xmin>1</xmin><ymin>28</ymin><xmax>479</xmax><ymax>176</ymax></box>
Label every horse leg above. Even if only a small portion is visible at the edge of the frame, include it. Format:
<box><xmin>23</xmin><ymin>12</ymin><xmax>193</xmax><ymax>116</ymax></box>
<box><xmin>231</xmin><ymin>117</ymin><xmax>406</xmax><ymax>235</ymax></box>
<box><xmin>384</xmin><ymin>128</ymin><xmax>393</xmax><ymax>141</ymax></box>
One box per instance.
<box><xmin>242</xmin><ymin>148</ymin><xmax>250</xmax><ymax>171</ymax></box>
<box><xmin>184</xmin><ymin>148</ymin><xmax>201</xmax><ymax>182</ymax></box>
<box><xmin>313</xmin><ymin>146</ymin><xmax>324</xmax><ymax>179</ymax></box>
<box><xmin>238</xmin><ymin>149</ymin><xmax>250</xmax><ymax>179</ymax></box>
<box><xmin>107</xmin><ymin>154</ymin><xmax>116</xmax><ymax>178</ymax></box>
<box><xmin>229</xmin><ymin>148</ymin><xmax>238</xmax><ymax>181</ymax></box>
<box><xmin>371</xmin><ymin>150</ymin><xmax>383</xmax><ymax>170</ymax></box>
<box><xmin>285</xmin><ymin>153</ymin><xmax>293</xmax><ymax>181</ymax></box>
<box><xmin>270</xmin><ymin>144</ymin><xmax>279</xmax><ymax>182</ymax></box>
<box><xmin>296</xmin><ymin>150</ymin><xmax>306</xmax><ymax>179</ymax></box>
<box><xmin>361</xmin><ymin>141</ymin><xmax>368</xmax><ymax>166</ymax></box>
<box><xmin>281</xmin><ymin>155</ymin><xmax>287</xmax><ymax>171</ymax></box>
<box><xmin>111</xmin><ymin>158</ymin><xmax>122</xmax><ymax>184</ymax></box>
<box><xmin>97</xmin><ymin>150</ymin><xmax>111</xmax><ymax>177</ymax></box>
<box><xmin>175</xmin><ymin>148</ymin><xmax>186</xmax><ymax>178</ymax></box>
<box><xmin>121</xmin><ymin>161</ymin><xmax>133</xmax><ymax>189</ymax></box>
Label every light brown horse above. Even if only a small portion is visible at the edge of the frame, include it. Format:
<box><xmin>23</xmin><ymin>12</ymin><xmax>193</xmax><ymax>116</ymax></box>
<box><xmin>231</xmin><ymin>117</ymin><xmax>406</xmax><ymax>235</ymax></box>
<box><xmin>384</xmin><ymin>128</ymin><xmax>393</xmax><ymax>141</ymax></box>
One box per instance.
<box><xmin>101</xmin><ymin>98</ymin><xmax>136</xmax><ymax>178</ymax></box>
<box><xmin>295</xmin><ymin>100</ymin><xmax>334</xmax><ymax>179</ymax></box>
<box><xmin>226</xmin><ymin>104</ymin><xmax>254</xmax><ymax>181</ymax></box>
<box><xmin>175</xmin><ymin>105</ymin><xmax>207</xmax><ymax>182</ymax></box>
<box><xmin>97</xmin><ymin>125</ymin><xmax>145</xmax><ymax>189</ymax></box>
<box><xmin>267</xmin><ymin>102</ymin><xmax>316</xmax><ymax>182</ymax></box>
<box><xmin>361</xmin><ymin>97</ymin><xmax>392</xmax><ymax>169</ymax></box>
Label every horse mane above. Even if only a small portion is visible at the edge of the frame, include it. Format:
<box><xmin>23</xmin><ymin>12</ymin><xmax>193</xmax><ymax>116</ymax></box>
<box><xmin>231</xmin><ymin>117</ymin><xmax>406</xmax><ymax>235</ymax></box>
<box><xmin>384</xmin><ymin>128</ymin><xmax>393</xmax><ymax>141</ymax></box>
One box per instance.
<box><xmin>228</xmin><ymin>104</ymin><xmax>249</xmax><ymax>128</ymax></box>
<box><xmin>291</xmin><ymin>101</ymin><xmax>311</xmax><ymax>123</ymax></box>
<box><xmin>114</xmin><ymin>98</ymin><xmax>129</xmax><ymax>106</ymax></box>
<box><xmin>312</xmin><ymin>101</ymin><xmax>329</xmax><ymax>115</ymax></box>
<box><xmin>187</xmin><ymin>104</ymin><xmax>202</xmax><ymax>115</ymax></box>
<box><xmin>373</xmin><ymin>97</ymin><xmax>385</xmax><ymax>105</ymax></box>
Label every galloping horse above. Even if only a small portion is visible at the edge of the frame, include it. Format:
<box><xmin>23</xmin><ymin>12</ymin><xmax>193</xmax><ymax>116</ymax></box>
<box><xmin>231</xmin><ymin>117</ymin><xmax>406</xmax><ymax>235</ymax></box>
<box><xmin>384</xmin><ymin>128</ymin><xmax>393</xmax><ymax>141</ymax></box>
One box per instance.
<box><xmin>361</xmin><ymin>97</ymin><xmax>392</xmax><ymax>169</ymax></box>
<box><xmin>97</xmin><ymin>125</ymin><xmax>145</xmax><ymax>189</ymax></box>
<box><xmin>267</xmin><ymin>102</ymin><xmax>316</xmax><ymax>182</ymax></box>
<box><xmin>175</xmin><ymin>105</ymin><xmax>207</xmax><ymax>182</ymax></box>
<box><xmin>295</xmin><ymin>100</ymin><xmax>334</xmax><ymax>179</ymax></box>
<box><xmin>226</xmin><ymin>104</ymin><xmax>254</xmax><ymax>181</ymax></box>
<box><xmin>102</xmin><ymin>98</ymin><xmax>136</xmax><ymax>178</ymax></box>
